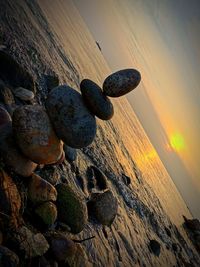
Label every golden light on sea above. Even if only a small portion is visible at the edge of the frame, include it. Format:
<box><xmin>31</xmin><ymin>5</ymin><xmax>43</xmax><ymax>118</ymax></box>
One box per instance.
<box><xmin>170</xmin><ymin>133</ymin><xmax>185</xmax><ymax>151</ymax></box>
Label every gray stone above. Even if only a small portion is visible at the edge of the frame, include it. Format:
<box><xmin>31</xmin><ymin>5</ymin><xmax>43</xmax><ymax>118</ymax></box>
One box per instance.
<box><xmin>46</xmin><ymin>85</ymin><xmax>96</xmax><ymax>148</ymax></box>
<box><xmin>103</xmin><ymin>69</ymin><xmax>141</xmax><ymax>97</ymax></box>
<box><xmin>13</xmin><ymin>87</ymin><xmax>35</xmax><ymax>101</ymax></box>
<box><xmin>88</xmin><ymin>190</ymin><xmax>118</xmax><ymax>226</ymax></box>
<box><xmin>80</xmin><ymin>79</ymin><xmax>114</xmax><ymax>120</ymax></box>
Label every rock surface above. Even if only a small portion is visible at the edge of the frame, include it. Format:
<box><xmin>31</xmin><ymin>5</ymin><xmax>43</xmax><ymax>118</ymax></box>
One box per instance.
<box><xmin>13</xmin><ymin>105</ymin><xmax>63</xmax><ymax>164</ymax></box>
<box><xmin>80</xmin><ymin>79</ymin><xmax>114</xmax><ymax>120</ymax></box>
<box><xmin>28</xmin><ymin>173</ymin><xmax>57</xmax><ymax>205</ymax></box>
<box><xmin>46</xmin><ymin>85</ymin><xmax>96</xmax><ymax>148</ymax></box>
<box><xmin>0</xmin><ymin>50</ymin><xmax>35</xmax><ymax>91</ymax></box>
<box><xmin>103</xmin><ymin>68</ymin><xmax>141</xmax><ymax>97</ymax></box>
<box><xmin>56</xmin><ymin>183</ymin><xmax>88</xmax><ymax>234</ymax></box>
<box><xmin>88</xmin><ymin>190</ymin><xmax>118</xmax><ymax>226</ymax></box>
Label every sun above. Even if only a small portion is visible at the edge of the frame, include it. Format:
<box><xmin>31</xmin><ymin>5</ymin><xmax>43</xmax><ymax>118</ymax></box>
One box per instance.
<box><xmin>170</xmin><ymin>133</ymin><xmax>185</xmax><ymax>151</ymax></box>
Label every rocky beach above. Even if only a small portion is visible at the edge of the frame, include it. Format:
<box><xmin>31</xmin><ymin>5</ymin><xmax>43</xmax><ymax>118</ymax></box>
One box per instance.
<box><xmin>0</xmin><ymin>0</ymin><xmax>200</xmax><ymax>266</ymax></box>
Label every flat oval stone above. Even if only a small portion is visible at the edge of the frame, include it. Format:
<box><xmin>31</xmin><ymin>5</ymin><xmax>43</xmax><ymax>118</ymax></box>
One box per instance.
<box><xmin>46</xmin><ymin>85</ymin><xmax>96</xmax><ymax>148</ymax></box>
<box><xmin>103</xmin><ymin>69</ymin><xmax>141</xmax><ymax>97</ymax></box>
<box><xmin>12</xmin><ymin>105</ymin><xmax>63</xmax><ymax>164</ymax></box>
<box><xmin>80</xmin><ymin>79</ymin><xmax>114</xmax><ymax>120</ymax></box>
<box><xmin>13</xmin><ymin>87</ymin><xmax>35</xmax><ymax>101</ymax></box>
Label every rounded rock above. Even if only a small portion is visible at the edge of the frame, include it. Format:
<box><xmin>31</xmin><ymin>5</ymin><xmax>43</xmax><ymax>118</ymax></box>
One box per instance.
<box><xmin>103</xmin><ymin>68</ymin><xmax>141</xmax><ymax>97</ymax></box>
<box><xmin>28</xmin><ymin>173</ymin><xmax>57</xmax><ymax>205</ymax></box>
<box><xmin>46</xmin><ymin>85</ymin><xmax>96</xmax><ymax>148</ymax></box>
<box><xmin>64</xmin><ymin>144</ymin><xmax>77</xmax><ymax>162</ymax></box>
<box><xmin>13</xmin><ymin>87</ymin><xmax>35</xmax><ymax>101</ymax></box>
<box><xmin>12</xmin><ymin>105</ymin><xmax>63</xmax><ymax>164</ymax></box>
<box><xmin>35</xmin><ymin>202</ymin><xmax>57</xmax><ymax>227</ymax></box>
<box><xmin>88</xmin><ymin>190</ymin><xmax>118</xmax><ymax>226</ymax></box>
<box><xmin>56</xmin><ymin>183</ymin><xmax>88</xmax><ymax>234</ymax></box>
<box><xmin>0</xmin><ymin>246</ymin><xmax>19</xmax><ymax>267</ymax></box>
<box><xmin>80</xmin><ymin>79</ymin><xmax>114</xmax><ymax>120</ymax></box>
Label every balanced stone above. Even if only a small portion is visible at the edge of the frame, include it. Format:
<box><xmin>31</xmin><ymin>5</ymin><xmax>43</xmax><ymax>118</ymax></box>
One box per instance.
<box><xmin>13</xmin><ymin>87</ymin><xmax>35</xmax><ymax>101</ymax></box>
<box><xmin>28</xmin><ymin>173</ymin><xmax>57</xmax><ymax>205</ymax></box>
<box><xmin>103</xmin><ymin>68</ymin><xmax>141</xmax><ymax>97</ymax></box>
<box><xmin>80</xmin><ymin>79</ymin><xmax>114</xmax><ymax>120</ymax></box>
<box><xmin>12</xmin><ymin>105</ymin><xmax>63</xmax><ymax>164</ymax></box>
<box><xmin>56</xmin><ymin>183</ymin><xmax>88</xmax><ymax>234</ymax></box>
<box><xmin>46</xmin><ymin>85</ymin><xmax>96</xmax><ymax>148</ymax></box>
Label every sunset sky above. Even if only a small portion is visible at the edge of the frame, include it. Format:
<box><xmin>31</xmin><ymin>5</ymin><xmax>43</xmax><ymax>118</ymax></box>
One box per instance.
<box><xmin>74</xmin><ymin>0</ymin><xmax>200</xmax><ymax>218</ymax></box>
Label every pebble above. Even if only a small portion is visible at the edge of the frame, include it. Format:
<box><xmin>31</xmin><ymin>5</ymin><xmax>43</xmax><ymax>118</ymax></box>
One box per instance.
<box><xmin>103</xmin><ymin>68</ymin><xmax>141</xmax><ymax>97</ymax></box>
<box><xmin>0</xmin><ymin>122</ymin><xmax>37</xmax><ymax>177</ymax></box>
<box><xmin>12</xmin><ymin>105</ymin><xmax>63</xmax><ymax>164</ymax></box>
<box><xmin>148</xmin><ymin>239</ymin><xmax>161</xmax><ymax>257</ymax></box>
<box><xmin>88</xmin><ymin>190</ymin><xmax>118</xmax><ymax>226</ymax></box>
<box><xmin>56</xmin><ymin>183</ymin><xmax>88</xmax><ymax>234</ymax></box>
<box><xmin>0</xmin><ymin>80</ymin><xmax>15</xmax><ymax>106</ymax></box>
<box><xmin>64</xmin><ymin>144</ymin><xmax>77</xmax><ymax>162</ymax></box>
<box><xmin>28</xmin><ymin>173</ymin><xmax>57</xmax><ymax>205</ymax></box>
<box><xmin>35</xmin><ymin>202</ymin><xmax>57</xmax><ymax>227</ymax></box>
<box><xmin>0</xmin><ymin>170</ymin><xmax>22</xmax><ymax>231</ymax></box>
<box><xmin>10</xmin><ymin>226</ymin><xmax>49</xmax><ymax>259</ymax></box>
<box><xmin>46</xmin><ymin>85</ymin><xmax>96</xmax><ymax>148</ymax></box>
<box><xmin>48</xmin><ymin>233</ymin><xmax>77</xmax><ymax>262</ymax></box>
<box><xmin>0</xmin><ymin>245</ymin><xmax>19</xmax><ymax>267</ymax></box>
<box><xmin>80</xmin><ymin>79</ymin><xmax>114</xmax><ymax>120</ymax></box>
<box><xmin>40</xmin><ymin>166</ymin><xmax>61</xmax><ymax>185</ymax></box>
<box><xmin>13</xmin><ymin>87</ymin><xmax>35</xmax><ymax>101</ymax></box>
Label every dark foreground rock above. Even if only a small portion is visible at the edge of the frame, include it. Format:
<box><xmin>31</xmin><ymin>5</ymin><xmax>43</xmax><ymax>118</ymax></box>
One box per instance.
<box><xmin>56</xmin><ymin>183</ymin><xmax>88</xmax><ymax>234</ymax></box>
<box><xmin>0</xmin><ymin>245</ymin><xmax>19</xmax><ymax>267</ymax></box>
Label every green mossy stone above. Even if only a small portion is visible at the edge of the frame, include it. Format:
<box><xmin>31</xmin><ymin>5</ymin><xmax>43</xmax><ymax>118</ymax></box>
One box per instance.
<box><xmin>35</xmin><ymin>202</ymin><xmax>57</xmax><ymax>226</ymax></box>
<box><xmin>56</xmin><ymin>183</ymin><xmax>88</xmax><ymax>234</ymax></box>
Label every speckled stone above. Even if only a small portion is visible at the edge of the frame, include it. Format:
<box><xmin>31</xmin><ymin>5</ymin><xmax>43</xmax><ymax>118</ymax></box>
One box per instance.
<box><xmin>46</xmin><ymin>85</ymin><xmax>96</xmax><ymax>148</ymax></box>
<box><xmin>12</xmin><ymin>105</ymin><xmax>63</xmax><ymax>164</ymax></box>
<box><xmin>103</xmin><ymin>69</ymin><xmax>141</xmax><ymax>97</ymax></box>
<box><xmin>13</xmin><ymin>87</ymin><xmax>35</xmax><ymax>101</ymax></box>
<box><xmin>80</xmin><ymin>79</ymin><xmax>114</xmax><ymax>120</ymax></box>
